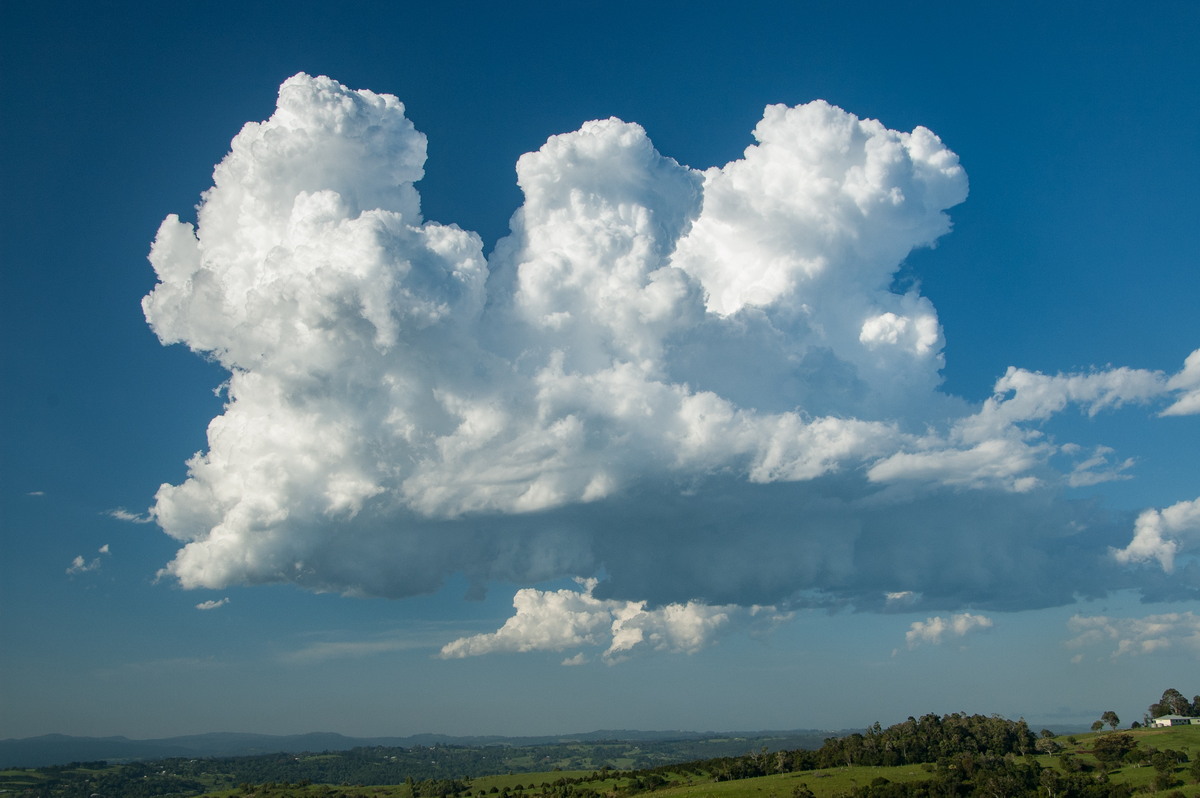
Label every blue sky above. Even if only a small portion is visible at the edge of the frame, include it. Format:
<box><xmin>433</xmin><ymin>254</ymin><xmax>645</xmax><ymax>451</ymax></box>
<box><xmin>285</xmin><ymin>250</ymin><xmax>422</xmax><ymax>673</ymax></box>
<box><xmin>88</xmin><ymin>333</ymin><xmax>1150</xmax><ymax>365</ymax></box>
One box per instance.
<box><xmin>1</xmin><ymin>1</ymin><xmax>1198</xmax><ymax>740</ymax></box>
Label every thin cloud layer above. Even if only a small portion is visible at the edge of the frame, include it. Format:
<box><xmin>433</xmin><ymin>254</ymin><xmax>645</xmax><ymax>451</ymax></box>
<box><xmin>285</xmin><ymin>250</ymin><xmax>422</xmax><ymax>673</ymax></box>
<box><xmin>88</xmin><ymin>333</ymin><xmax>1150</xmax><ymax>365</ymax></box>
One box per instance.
<box><xmin>282</xmin><ymin>635</ymin><xmax>433</xmax><ymax>663</ymax></box>
<box><xmin>143</xmin><ymin>75</ymin><xmax>1198</xmax><ymax>639</ymax></box>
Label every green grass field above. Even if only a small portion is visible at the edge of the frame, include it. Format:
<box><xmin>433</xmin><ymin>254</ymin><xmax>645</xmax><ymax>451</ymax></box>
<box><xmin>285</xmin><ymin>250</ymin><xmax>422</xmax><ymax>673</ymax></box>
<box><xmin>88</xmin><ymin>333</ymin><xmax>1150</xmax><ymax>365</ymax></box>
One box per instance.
<box><xmin>653</xmin><ymin>765</ymin><xmax>935</xmax><ymax>798</ymax></box>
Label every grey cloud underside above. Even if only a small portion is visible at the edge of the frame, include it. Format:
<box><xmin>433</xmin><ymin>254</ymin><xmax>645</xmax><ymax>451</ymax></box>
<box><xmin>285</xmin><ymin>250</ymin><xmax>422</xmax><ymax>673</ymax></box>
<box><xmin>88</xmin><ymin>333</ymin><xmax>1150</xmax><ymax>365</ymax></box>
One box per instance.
<box><xmin>587</xmin><ymin>478</ymin><xmax>1131</xmax><ymax>611</ymax></box>
<box><xmin>164</xmin><ymin>474</ymin><xmax>1134</xmax><ymax>612</ymax></box>
<box><xmin>142</xmin><ymin>74</ymin><xmax>1198</xmax><ymax>615</ymax></box>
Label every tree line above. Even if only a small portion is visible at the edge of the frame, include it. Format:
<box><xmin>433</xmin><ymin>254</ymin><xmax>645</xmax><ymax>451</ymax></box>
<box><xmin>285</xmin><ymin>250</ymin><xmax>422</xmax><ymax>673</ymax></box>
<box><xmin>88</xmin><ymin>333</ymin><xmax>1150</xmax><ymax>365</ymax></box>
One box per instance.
<box><xmin>682</xmin><ymin>713</ymin><xmax>1039</xmax><ymax>777</ymax></box>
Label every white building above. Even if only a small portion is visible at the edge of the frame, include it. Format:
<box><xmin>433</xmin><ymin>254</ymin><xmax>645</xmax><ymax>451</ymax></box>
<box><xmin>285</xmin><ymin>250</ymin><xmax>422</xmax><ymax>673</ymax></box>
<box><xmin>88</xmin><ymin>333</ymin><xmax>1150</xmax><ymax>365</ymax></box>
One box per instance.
<box><xmin>1149</xmin><ymin>715</ymin><xmax>1199</xmax><ymax>727</ymax></box>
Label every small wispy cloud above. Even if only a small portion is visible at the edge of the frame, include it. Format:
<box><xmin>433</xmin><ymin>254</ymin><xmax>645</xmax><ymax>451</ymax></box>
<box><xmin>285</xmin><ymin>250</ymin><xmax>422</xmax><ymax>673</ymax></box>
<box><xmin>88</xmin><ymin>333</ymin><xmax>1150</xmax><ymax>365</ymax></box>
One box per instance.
<box><xmin>1063</xmin><ymin>445</ymin><xmax>1136</xmax><ymax>487</ymax></box>
<box><xmin>66</xmin><ymin>545</ymin><xmax>111</xmax><ymax>575</ymax></box>
<box><xmin>904</xmin><ymin>612</ymin><xmax>993</xmax><ymax>650</ymax></box>
<box><xmin>27</xmin><ymin>490</ymin><xmax>45</xmax><ymax>497</ymax></box>
<box><xmin>108</xmin><ymin>508</ymin><xmax>154</xmax><ymax>524</ymax></box>
<box><xmin>195</xmin><ymin>597</ymin><xmax>230</xmax><ymax>611</ymax></box>
<box><xmin>885</xmin><ymin>591</ymin><xmax>919</xmax><ymax>607</ymax></box>
<box><xmin>66</xmin><ymin>555</ymin><xmax>98</xmax><ymax>575</ymax></box>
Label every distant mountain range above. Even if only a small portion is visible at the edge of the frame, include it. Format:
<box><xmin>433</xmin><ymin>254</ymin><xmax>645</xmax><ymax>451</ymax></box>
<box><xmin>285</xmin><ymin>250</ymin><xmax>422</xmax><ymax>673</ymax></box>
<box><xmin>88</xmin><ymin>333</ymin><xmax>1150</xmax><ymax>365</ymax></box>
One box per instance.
<box><xmin>0</xmin><ymin>728</ymin><xmax>832</xmax><ymax>769</ymax></box>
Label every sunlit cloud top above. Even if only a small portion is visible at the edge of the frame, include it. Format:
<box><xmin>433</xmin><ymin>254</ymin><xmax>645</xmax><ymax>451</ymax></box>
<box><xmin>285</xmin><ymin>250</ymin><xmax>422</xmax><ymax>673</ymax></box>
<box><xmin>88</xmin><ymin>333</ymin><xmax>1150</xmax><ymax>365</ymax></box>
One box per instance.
<box><xmin>141</xmin><ymin>75</ymin><xmax>1199</xmax><ymax>651</ymax></box>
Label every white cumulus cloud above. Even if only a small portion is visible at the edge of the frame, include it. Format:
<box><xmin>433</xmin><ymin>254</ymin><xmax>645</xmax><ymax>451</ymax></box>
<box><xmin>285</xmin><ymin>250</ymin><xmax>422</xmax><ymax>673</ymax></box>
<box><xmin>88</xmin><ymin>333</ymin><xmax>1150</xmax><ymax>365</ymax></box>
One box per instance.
<box><xmin>1112</xmin><ymin>496</ymin><xmax>1200</xmax><ymax>572</ymax></box>
<box><xmin>905</xmin><ymin>612</ymin><xmax>993</xmax><ymax>649</ymax></box>
<box><xmin>140</xmin><ymin>74</ymin><xmax>1198</xmax><ymax>633</ymax></box>
<box><xmin>195</xmin><ymin>597</ymin><xmax>230</xmax><ymax>611</ymax></box>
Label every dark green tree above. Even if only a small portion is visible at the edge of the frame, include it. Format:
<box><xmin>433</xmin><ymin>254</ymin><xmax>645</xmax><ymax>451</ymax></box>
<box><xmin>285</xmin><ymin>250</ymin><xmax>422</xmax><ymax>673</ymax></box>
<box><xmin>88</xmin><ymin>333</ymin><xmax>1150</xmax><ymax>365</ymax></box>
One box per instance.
<box><xmin>1101</xmin><ymin>711</ymin><xmax>1120</xmax><ymax>730</ymax></box>
<box><xmin>1035</xmin><ymin>737</ymin><xmax>1062</xmax><ymax>756</ymax></box>
<box><xmin>1060</xmin><ymin>751</ymin><xmax>1082</xmax><ymax>772</ymax></box>
<box><xmin>1149</xmin><ymin>688</ymin><xmax>1192</xmax><ymax>718</ymax></box>
<box><xmin>1091</xmin><ymin>733</ymin><xmax>1138</xmax><ymax>767</ymax></box>
<box><xmin>1153</xmin><ymin>768</ymin><xmax>1178</xmax><ymax>793</ymax></box>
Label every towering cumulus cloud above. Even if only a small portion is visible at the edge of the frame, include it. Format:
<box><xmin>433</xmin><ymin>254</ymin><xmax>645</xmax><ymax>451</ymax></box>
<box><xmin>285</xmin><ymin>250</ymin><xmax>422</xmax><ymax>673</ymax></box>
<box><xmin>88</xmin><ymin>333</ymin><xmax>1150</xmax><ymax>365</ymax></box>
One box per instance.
<box><xmin>144</xmin><ymin>75</ymin><xmax>1198</xmax><ymax>648</ymax></box>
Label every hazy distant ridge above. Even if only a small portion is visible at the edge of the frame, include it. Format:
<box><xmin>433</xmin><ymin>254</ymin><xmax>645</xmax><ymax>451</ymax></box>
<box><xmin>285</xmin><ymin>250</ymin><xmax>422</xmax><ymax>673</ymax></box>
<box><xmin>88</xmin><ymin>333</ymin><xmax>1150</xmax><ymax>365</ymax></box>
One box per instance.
<box><xmin>0</xmin><ymin>729</ymin><xmax>833</xmax><ymax>768</ymax></box>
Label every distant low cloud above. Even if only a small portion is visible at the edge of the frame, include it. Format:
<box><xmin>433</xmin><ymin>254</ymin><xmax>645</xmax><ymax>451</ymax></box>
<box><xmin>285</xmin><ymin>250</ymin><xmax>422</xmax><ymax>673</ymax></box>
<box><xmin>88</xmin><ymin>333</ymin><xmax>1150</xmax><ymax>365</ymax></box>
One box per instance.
<box><xmin>140</xmin><ymin>74</ymin><xmax>1198</xmax><ymax>649</ymax></box>
<box><xmin>1066</xmin><ymin>611</ymin><xmax>1200</xmax><ymax>658</ymax></box>
<box><xmin>440</xmin><ymin>579</ymin><xmax>746</xmax><ymax>663</ymax></box>
<box><xmin>905</xmin><ymin>613</ymin><xmax>993</xmax><ymax>649</ymax></box>
<box><xmin>195</xmin><ymin>597</ymin><xmax>230</xmax><ymax>611</ymax></box>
